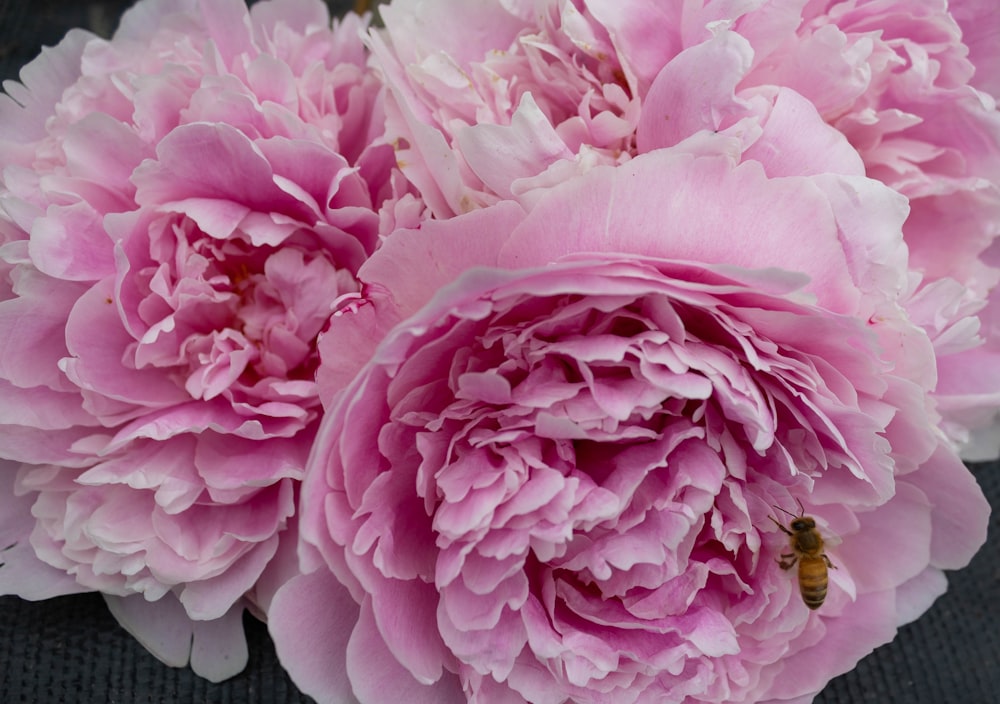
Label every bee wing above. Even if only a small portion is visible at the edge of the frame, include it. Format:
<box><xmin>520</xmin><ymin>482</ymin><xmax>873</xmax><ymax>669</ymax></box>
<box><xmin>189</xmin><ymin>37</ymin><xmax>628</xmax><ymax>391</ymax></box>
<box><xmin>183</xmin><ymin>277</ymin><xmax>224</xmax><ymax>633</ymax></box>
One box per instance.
<box><xmin>821</xmin><ymin>528</ymin><xmax>843</xmax><ymax>549</ymax></box>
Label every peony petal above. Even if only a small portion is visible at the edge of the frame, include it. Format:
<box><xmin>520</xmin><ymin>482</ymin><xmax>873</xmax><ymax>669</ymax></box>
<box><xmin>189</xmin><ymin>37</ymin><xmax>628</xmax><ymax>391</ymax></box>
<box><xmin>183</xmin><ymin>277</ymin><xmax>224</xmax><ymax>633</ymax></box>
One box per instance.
<box><xmin>29</xmin><ymin>200</ymin><xmax>117</xmax><ymax>282</ymax></box>
<box><xmin>741</xmin><ymin>87</ymin><xmax>866</xmax><ymax>178</ymax></box>
<box><xmin>0</xmin><ymin>461</ymin><xmax>86</xmax><ymax>599</ymax></box>
<box><xmin>0</xmin><ymin>379</ymin><xmax>96</xmax><ymax>430</ymax></box>
<box><xmin>249</xmin><ymin>0</ymin><xmax>331</xmax><ymax>35</ymax></box>
<box><xmin>367</xmin><ymin>575</ymin><xmax>453</xmax><ymax>685</ymax></box>
<box><xmin>763</xmin><ymin>588</ymin><xmax>897</xmax><ymax>701</ymax></box>
<box><xmin>834</xmin><ymin>481</ymin><xmax>932</xmax><ymax>594</ymax></box>
<box><xmin>893</xmin><ymin>566</ymin><xmax>948</xmax><ymax>627</ymax></box>
<box><xmin>0</xmin><ymin>269</ymin><xmax>86</xmax><ymax>391</ymax></box>
<box><xmin>132</xmin><ymin>123</ymin><xmax>305</xmax><ymax>227</ymax></box>
<box><xmin>193</xmin><ymin>431</ymin><xmax>306</xmax><ymax>491</ymax></box>
<box><xmin>62</xmin><ymin>111</ymin><xmax>150</xmax><ymax>196</ymax></box>
<box><xmin>270</xmin><ymin>571</ymin><xmax>361</xmax><ymax>704</ymax></box>
<box><xmin>378</xmin><ymin>0</ymin><xmax>527</xmax><ymax>71</ymax></box>
<box><xmin>457</xmin><ymin>93</ymin><xmax>575</xmax><ymax>201</ymax></box>
<box><xmin>499</xmin><ymin>150</ymin><xmax>862</xmax><ymax>313</ymax></box>
<box><xmin>0</xmin><ymin>29</ymin><xmax>92</xmax><ymax>144</ymax></box>
<box><xmin>636</xmin><ymin>29</ymin><xmax>753</xmax><ymax>153</ymax></box>
<box><xmin>356</xmin><ymin>200</ymin><xmax>526</xmax><ymax>321</ymax></box>
<box><xmin>194</xmin><ymin>0</ymin><xmax>257</xmax><ymax>66</ymax></box>
<box><xmin>899</xmin><ymin>444</ymin><xmax>990</xmax><ymax>570</ymax></box>
<box><xmin>951</xmin><ymin>0</ymin><xmax>1000</xmax><ymax>98</ymax></box>
<box><xmin>106</xmin><ymin>591</ymin><xmax>249</xmax><ymax>682</ymax></box>
<box><xmin>178</xmin><ymin>534</ymin><xmax>281</xmax><ymax>620</ymax></box>
<box><xmin>347</xmin><ymin>596</ymin><xmax>466</xmax><ymax>704</ymax></box>
<box><xmin>585</xmin><ymin>0</ymin><xmax>679</xmax><ymax>90</ymax></box>
<box><xmin>247</xmin><ymin>519</ymin><xmax>301</xmax><ymax>616</ymax></box>
<box><xmin>62</xmin><ymin>277</ymin><xmax>191</xmax><ymax>407</ymax></box>
<box><xmin>104</xmin><ymin>591</ymin><xmax>198</xmax><ymax>669</ymax></box>
<box><xmin>189</xmin><ymin>601</ymin><xmax>250</xmax><ymax>682</ymax></box>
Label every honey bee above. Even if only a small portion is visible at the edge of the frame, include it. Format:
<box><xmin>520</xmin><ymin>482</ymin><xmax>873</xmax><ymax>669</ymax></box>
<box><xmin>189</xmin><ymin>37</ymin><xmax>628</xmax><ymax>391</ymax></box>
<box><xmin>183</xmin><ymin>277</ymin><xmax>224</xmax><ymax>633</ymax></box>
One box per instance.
<box><xmin>769</xmin><ymin>500</ymin><xmax>836</xmax><ymax>610</ymax></box>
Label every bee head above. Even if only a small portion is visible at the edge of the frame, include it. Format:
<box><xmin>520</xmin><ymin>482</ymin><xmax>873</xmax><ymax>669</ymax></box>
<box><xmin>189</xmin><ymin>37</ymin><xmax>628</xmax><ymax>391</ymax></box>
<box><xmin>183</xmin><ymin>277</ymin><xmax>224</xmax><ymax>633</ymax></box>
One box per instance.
<box><xmin>791</xmin><ymin>517</ymin><xmax>815</xmax><ymax>531</ymax></box>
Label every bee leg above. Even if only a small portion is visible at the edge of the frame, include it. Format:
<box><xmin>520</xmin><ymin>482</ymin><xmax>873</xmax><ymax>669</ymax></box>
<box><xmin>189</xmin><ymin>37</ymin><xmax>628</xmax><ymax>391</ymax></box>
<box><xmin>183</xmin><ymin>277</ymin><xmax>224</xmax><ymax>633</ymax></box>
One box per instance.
<box><xmin>776</xmin><ymin>554</ymin><xmax>797</xmax><ymax>571</ymax></box>
<box><xmin>823</xmin><ymin>554</ymin><xmax>836</xmax><ymax>569</ymax></box>
<box><xmin>768</xmin><ymin>515</ymin><xmax>793</xmax><ymax>536</ymax></box>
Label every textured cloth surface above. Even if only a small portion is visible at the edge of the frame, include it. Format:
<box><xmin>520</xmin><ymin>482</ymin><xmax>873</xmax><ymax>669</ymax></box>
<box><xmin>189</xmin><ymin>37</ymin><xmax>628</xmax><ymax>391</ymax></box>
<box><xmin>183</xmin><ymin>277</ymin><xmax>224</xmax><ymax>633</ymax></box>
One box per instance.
<box><xmin>1</xmin><ymin>2</ymin><xmax>999</xmax><ymax>703</ymax></box>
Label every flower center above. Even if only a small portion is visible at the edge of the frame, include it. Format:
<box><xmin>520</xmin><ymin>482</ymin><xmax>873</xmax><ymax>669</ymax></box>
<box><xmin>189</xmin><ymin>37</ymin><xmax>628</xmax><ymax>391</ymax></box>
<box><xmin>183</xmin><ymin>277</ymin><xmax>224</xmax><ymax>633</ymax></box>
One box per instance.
<box><xmin>127</xmin><ymin>216</ymin><xmax>357</xmax><ymax>404</ymax></box>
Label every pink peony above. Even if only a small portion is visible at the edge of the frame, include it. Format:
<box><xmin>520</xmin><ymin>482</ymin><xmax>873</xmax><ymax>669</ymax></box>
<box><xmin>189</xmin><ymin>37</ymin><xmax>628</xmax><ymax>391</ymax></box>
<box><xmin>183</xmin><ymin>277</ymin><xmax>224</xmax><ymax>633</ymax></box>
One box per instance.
<box><xmin>738</xmin><ymin>0</ymin><xmax>1000</xmax><ymax>454</ymax></box>
<box><xmin>368</xmin><ymin>0</ymin><xmax>1000</xmax><ymax>456</ymax></box>
<box><xmin>269</xmin><ymin>148</ymin><xmax>989</xmax><ymax>703</ymax></box>
<box><xmin>0</xmin><ymin>0</ymin><xmax>402</xmax><ymax>680</ymax></box>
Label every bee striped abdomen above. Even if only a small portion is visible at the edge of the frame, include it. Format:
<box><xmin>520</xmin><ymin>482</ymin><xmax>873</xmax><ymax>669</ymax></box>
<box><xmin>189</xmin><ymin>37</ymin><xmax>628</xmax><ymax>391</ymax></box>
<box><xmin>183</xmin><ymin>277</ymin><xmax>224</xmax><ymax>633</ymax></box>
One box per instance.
<box><xmin>797</xmin><ymin>558</ymin><xmax>829</xmax><ymax>610</ymax></box>
<box><xmin>769</xmin><ymin>503</ymin><xmax>835</xmax><ymax>611</ymax></box>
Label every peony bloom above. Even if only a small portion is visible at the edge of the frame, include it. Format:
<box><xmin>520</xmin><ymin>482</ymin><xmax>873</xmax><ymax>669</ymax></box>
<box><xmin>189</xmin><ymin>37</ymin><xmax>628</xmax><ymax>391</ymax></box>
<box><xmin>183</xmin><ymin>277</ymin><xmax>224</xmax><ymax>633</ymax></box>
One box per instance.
<box><xmin>269</xmin><ymin>148</ymin><xmax>989</xmax><ymax>703</ymax></box>
<box><xmin>0</xmin><ymin>0</ymin><xmax>403</xmax><ymax>680</ymax></box>
<box><xmin>738</xmin><ymin>0</ymin><xmax>1000</xmax><ymax>456</ymax></box>
<box><xmin>368</xmin><ymin>0</ymin><xmax>1000</xmax><ymax>456</ymax></box>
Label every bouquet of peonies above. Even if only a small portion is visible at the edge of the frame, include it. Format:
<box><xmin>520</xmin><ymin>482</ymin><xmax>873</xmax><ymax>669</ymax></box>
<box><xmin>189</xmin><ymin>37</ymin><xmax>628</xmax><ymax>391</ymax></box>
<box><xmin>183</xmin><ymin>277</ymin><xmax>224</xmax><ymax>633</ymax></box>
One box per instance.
<box><xmin>1</xmin><ymin>0</ymin><xmax>997</xmax><ymax>702</ymax></box>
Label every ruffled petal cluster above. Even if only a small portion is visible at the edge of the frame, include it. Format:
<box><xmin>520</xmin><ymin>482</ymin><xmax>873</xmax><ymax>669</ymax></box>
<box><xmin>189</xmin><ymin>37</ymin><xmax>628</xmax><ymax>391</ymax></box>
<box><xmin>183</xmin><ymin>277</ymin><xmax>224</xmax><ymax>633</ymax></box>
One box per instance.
<box><xmin>271</xmin><ymin>149</ymin><xmax>989</xmax><ymax>703</ymax></box>
<box><xmin>0</xmin><ymin>0</ymin><xmax>401</xmax><ymax>679</ymax></box>
<box><xmin>369</xmin><ymin>0</ymin><xmax>1000</xmax><ymax>453</ymax></box>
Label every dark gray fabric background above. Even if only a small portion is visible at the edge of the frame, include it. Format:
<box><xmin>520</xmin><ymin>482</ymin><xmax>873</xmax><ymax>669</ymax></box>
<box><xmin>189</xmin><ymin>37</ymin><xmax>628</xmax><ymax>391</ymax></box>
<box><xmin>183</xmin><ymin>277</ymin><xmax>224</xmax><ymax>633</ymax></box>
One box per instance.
<box><xmin>2</xmin><ymin>1</ymin><xmax>998</xmax><ymax>702</ymax></box>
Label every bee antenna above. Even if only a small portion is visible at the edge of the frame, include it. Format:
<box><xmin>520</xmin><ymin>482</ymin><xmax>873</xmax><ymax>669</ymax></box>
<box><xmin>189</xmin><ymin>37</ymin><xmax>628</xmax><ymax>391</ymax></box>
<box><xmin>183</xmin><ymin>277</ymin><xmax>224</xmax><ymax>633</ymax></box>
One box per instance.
<box><xmin>772</xmin><ymin>503</ymin><xmax>797</xmax><ymax>519</ymax></box>
<box><xmin>795</xmin><ymin>496</ymin><xmax>805</xmax><ymax>517</ymax></box>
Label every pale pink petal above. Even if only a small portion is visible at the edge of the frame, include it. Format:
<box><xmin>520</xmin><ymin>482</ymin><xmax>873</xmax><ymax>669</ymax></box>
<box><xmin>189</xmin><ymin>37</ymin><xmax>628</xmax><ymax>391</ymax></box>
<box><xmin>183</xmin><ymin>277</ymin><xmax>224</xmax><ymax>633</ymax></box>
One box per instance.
<box><xmin>893</xmin><ymin>567</ymin><xmax>948</xmax><ymax>627</ymax></box>
<box><xmin>355</xmin><ymin>200</ymin><xmax>525</xmax><ymax>321</ymax></box>
<box><xmin>499</xmin><ymin>151</ymin><xmax>864</xmax><ymax>314</ymax></box>
<box><xmin>636</xmin><ymin>30</ymin><xmax>753</xmax><ymax>153</ymax></box>
<box><xmin>833</xmin><ymin>481</ymin><xmax>931</xmax><ymax>593</ymax></box>
<box><xmin>762</xmin><ymin>589</ymin><xmax>897</xmax><ymax>701</ymax></box>
<box><xmin>0</xmin><ymin>461</ymin><xmax>86</xmax><ymax>599</ymax></box>
<box><xmin>247</xmin><ymin>519</ymin><xmax>301</xmax><ymax>616</ymax></box>
<box><xmin>190</xmin><ymin>601</ymin><xmax>250</xmax><ymax>683</ymax></box>
<box><xmin>899</xmin><ymin>443</ymin><xmax>991</xmax><ymax>570</ymax></box>
<box><xmin>0</xmin><ymin>380</ymin><xmax>97</xmax><ymax>430</ymax></box>
<box><xmin>194</xmin><ymin>0</ymin><xmax>258</xmax><ymax>66</ymax></box>
<box><xmin>114</xmin><ymin>0</ymin><xmax>200</xmax><ymax>41</ymax></box>
<box><xmin>740</xmin><ymin>87</ymin><xmax>866</xmax><ymax>178</ymax></box>
<box><xmin>457</xmin><ymin>93</ymin><xmax>575</xmax><ymax>201</ymax></box>
<box><xmin>249</xmin><ymin>0</ymin><xmax>331</xmax><ymax>36</ymax></box>
<box><xmin>377</xmin><ymin>0</ymin><xmax>526</xmax><ymax>69</ymax></box>
<box><xmin>0</xmin><ymin>29</ymin><xmax>92</xmax><ymax>145</ymax></box>
<box><xmin>104</xmin><ymin>591</ymin><xmax>201</xmax><ymax>669</ymax></box>
<box><xmin>178</xmin><ymin>533</ymin><xmax>281</xmax><ymax>620</ymax></box>
<box><xmin>584</xmin><ymin>0</ymin><xmax>679</xmax><ymax>90</ymax></box>
<box><xmin>269</xmin><ymin>571</ymin><xmax>361</xmax><ymax>704</ymax></box>
<box><xmin>368</xmin><ymin>576</ymin><xmax>453</xmax><ymax>684</ymax></box>
<box><xmin>0</xmin><ymin>270</ymin><xmax>86</xmax><ymax>391</ymax></box>
<box><xmin>29</xmin><ymin>201</ymin><xmax>117</xmax><ymax>281</ymax></box>
<box><xmin>105</xmin><ymin>591</ymin><xmax>249</xmax><ymax>683</ymax></box>
<box><xmin>62</xmin><ymin>279</ymin><xmax>195</xmax><ymax>407</ymax></box>
<box><xmin>347</xmin><ymin>596</ymin><xmax>466</xmax><ymax>704</ymax></box>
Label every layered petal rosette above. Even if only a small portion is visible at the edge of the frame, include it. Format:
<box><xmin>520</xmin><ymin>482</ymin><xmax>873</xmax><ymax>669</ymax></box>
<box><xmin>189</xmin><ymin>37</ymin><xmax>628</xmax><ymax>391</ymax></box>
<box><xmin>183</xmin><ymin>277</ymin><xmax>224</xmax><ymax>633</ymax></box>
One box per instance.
<box><xmin>368</xmin><ymin>0</ymin><xmax>1000</xmax><ymax>455</ymax></box>
<box><xmin>269</xmin><ymin>150</ymin><xmax>989</xmax><ymax>703</ymax></box>
<box><xmin>738</xmin><ymin>0</ymin><xmax>1000</xmax><ymax>454</ymax></box>
<box><xmin>0</xmin><ymin>0</ymin><xmax>402</xmax><ymax>679</ymax></box>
